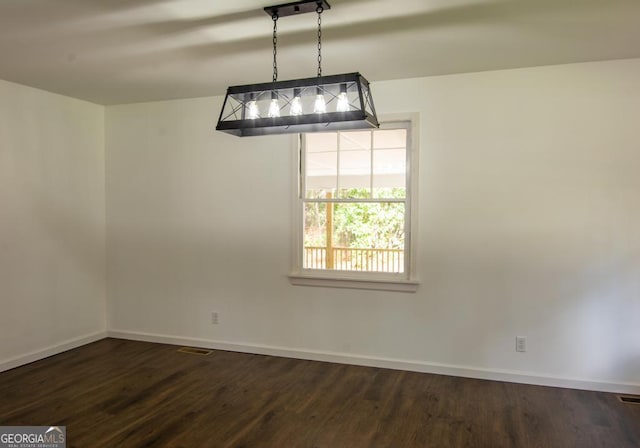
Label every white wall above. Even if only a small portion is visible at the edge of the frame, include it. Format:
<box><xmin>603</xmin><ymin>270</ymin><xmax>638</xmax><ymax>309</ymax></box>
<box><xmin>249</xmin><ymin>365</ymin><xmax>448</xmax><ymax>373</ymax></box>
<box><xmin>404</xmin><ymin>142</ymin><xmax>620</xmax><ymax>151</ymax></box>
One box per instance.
<box><xmin>0</xmin><ymin>79</ymin><xmax>106</xmax><ymax>369</ymax></box>
<box><xmin>105</xmin><ymin>59</ymin><xmax>640</xmax><ymax>392</ymax></box>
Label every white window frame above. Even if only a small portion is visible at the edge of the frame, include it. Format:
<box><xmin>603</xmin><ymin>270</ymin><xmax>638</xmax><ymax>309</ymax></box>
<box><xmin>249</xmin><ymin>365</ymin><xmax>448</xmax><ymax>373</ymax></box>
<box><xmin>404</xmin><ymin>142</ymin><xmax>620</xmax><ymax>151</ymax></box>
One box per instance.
<box><xmin>289</xmin><ymin>113</ymin><xmax>420</xmax><ymax>292</ymax></box>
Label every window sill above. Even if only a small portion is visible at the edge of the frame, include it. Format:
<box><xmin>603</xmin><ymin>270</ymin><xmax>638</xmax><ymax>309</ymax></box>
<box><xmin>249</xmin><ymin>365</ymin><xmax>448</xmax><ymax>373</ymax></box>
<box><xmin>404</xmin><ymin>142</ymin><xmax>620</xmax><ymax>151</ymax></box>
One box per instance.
<box><xmin>288</xmin><ymin>273</ymin><xmax>419</xmax><ymax>292</ymax></box>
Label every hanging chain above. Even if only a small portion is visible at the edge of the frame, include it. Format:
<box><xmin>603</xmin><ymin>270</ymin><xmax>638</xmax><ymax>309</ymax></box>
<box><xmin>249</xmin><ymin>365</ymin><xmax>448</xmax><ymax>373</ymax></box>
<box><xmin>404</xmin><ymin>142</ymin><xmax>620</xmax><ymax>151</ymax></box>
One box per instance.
<box><xmin>272</xmin><ymin>13</ymin><xmax>278</xmax><ymax>83</ymax></box>
<box><xmin>317</xmin><ymin>5</ymin><xmax>323</xmax><ymax>78</ymax></box>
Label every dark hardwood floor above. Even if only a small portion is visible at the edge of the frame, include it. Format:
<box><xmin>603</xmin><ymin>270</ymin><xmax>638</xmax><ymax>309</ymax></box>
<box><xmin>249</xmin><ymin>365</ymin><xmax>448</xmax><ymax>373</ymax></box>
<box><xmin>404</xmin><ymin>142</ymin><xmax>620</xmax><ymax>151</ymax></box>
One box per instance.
<box><xmin>0</xmin><ymin>338</ymin><xmax>638</xmax><ymax>447</ymax></box>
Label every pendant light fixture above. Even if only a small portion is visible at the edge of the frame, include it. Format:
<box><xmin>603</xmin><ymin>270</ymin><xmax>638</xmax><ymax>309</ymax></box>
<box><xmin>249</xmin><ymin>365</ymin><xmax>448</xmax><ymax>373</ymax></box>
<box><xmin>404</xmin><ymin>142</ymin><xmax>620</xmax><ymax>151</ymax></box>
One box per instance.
<box><xmin>216</xmin><ymin>0</ymin><xmax>379</xmax><ymax>137</ymax></box>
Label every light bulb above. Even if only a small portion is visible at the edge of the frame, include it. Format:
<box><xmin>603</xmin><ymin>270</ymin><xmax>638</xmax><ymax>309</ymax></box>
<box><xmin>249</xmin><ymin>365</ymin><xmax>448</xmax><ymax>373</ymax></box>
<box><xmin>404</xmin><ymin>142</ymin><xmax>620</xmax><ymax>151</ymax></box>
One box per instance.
<box><xmin>290</xmin><ymin>96</ymin><xmax>303</xmax><ymax>116</ymax></box>
<box><xmin>337</xmin><ymin>84</ymin><xmax>350</xmax><ymax>112</ymax></box>
<box><xmin>290</xmin><ymin>89</ymin><xmax>303</xmax><ymax>116</ymax></box>
<box><xmin>268</xmin><ymin>98</ymin><xmax>280</xmax><ymax>118</ymax></box>
<box><xmin>246</xmin><ymin>100</ymin><xmax>259</xmax><ymax>119</ymax></box>
<box><xmin>336</xmin><ymin>92</ymin><xmax>350</xmax><ymax>112</ymax></box>
<box><xmin>313</xmin><ymin>93</ymin><xmax>326</xmax><ymax>114</ymax></box>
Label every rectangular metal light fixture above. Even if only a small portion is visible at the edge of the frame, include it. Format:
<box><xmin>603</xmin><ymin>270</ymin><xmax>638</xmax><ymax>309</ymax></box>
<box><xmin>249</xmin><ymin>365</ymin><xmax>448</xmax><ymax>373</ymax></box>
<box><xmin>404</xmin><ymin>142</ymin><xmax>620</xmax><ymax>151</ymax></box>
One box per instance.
<box><xmin>216</xmin><ymin>72</ymin><xmax>379</xmax><ymax>137</ymax></box>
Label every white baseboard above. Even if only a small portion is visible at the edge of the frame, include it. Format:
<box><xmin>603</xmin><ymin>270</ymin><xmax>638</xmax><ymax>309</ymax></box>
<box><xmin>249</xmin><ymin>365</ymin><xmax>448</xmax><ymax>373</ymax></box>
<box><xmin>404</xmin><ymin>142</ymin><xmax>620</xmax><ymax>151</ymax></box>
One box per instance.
<box><xmin>108</xmin><ymin>330</ymin><xmax>640</xmax><ymax>395</ymax></box>
<box><xmin>0</xmin><ymin>331</ymin><xmax>108</xmax><ymax>373</ymax></box>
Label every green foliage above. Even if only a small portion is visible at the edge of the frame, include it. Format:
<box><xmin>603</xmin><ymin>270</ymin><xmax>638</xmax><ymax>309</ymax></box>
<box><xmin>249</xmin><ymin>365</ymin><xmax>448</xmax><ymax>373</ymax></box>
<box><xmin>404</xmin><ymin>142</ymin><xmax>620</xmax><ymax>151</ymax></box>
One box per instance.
<box><xmin>304</xmin><ymin>188</ymin><xmax>405</xmax><ymax>249</ymax></box>
<box><xmin>304</xmin><ymin>202</ymin><xmax>326</xmax><ymax>246</ymax></box>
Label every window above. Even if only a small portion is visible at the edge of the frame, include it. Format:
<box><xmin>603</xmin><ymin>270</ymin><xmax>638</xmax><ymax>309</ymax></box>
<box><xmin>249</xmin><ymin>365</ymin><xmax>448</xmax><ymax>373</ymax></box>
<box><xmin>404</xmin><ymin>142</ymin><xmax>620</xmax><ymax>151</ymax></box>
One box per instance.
<box><xmin>290</xmin><ymin>118</ymin><xmax>419</xmax><ymax>292</ymax></box>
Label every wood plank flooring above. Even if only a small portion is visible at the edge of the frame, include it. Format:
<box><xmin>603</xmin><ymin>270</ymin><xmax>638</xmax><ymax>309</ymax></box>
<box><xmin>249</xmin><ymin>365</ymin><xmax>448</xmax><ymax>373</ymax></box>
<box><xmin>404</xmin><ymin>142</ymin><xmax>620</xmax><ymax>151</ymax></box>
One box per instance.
<box><xmin>0</xmin><ymin>338</ymin><xmax>638</xmax><ymax>447</ymax></box>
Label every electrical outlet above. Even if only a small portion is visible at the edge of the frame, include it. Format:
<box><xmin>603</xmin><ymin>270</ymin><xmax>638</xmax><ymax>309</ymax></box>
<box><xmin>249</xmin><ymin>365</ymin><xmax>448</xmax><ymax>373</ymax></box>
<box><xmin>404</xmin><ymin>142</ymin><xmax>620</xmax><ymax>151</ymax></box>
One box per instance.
<box><xmin>211</xmin><ymin>312</ymin><xmax>219</xmax><ymax>325</ymax></box>
<box><xmin>516</xmin><ymin>336</ymin><xmax>526</xmax><ymax>352</ymax></box>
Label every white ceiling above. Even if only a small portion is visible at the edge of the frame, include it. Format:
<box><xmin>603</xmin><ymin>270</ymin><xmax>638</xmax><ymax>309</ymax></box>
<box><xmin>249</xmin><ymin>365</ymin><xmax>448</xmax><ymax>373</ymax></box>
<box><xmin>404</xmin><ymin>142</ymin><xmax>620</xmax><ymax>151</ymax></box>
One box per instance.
<box><xmin>1</xmin><ymin>0</ymin><xmax>639</xmax><ymax>105</ymax></box>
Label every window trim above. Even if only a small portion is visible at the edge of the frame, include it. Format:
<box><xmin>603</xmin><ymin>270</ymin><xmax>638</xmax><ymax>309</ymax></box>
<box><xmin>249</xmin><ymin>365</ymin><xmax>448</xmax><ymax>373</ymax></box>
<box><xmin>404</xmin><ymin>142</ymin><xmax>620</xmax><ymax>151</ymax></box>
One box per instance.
<box><xmin>289</xmin><ymin>113</ymin><xmax>420</xmax><ymax>292</ymax></box>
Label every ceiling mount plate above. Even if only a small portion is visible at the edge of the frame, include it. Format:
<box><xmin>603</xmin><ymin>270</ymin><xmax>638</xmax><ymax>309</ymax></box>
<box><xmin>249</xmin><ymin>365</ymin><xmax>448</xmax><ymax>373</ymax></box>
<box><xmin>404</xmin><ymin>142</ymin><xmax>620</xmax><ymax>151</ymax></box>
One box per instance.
<box><xmin>264</xmin><ymin>0</ymin><xmax>331</xmax><ymax>18</ymax></box>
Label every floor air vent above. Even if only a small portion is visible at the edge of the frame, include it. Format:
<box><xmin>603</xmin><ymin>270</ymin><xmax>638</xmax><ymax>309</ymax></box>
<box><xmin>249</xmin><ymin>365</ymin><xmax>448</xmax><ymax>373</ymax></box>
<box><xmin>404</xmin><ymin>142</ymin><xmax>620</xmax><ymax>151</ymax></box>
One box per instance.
<box><xmin>618</xmin><ymin>396</ymin><xmax>640</xmax><ymax>405</ymax></box>
<box><xmin>177</xmin><ymin>347</ymin><xmax>212</xmax><ymax>356</ymax></box>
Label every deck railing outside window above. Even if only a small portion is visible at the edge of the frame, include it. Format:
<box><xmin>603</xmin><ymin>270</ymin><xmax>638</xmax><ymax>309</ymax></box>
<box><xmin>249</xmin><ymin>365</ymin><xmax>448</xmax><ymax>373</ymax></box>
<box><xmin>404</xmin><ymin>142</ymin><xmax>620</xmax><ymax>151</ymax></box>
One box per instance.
<box><xmin>304</xmin><ymin>246</ymin><xmax>404</xmax><ymax>273</ymax></box>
